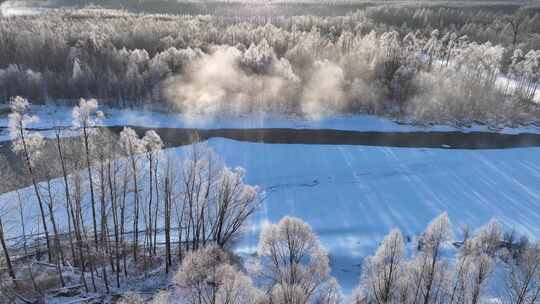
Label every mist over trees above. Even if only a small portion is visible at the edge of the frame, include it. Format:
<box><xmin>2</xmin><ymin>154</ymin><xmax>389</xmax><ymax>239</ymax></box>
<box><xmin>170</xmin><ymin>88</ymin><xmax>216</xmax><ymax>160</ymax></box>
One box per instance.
<box><xmin>0</xmin><ymin>5</ymin><xmax>539</xmax><ymax>125</ymax></box>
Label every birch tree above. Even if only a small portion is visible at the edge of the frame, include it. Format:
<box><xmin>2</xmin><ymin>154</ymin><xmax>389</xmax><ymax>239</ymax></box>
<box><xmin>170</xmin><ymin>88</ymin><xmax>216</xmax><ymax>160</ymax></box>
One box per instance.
<box><xmin>359</xmin><ymin>229</ymin><xmax>405</xmax><ymax>304</ymax></box>
<box><xmin>505</xmin><ymin>243</ymin><xmax>540</xmax><ymax>304</ymax></box>
<box><xmin>409</xmin><ymin>213</ymin><xmax>452</xmax><ymax>304</ymax></box>
<box><xmin>119</xmin><ymin>127</ymin><xmax>144</xmax><ymax>262</ymax></box>
<box><xmin>8</xmin><ymin>96</ymin><xmax>51</xmax><ymax>261</ymax></box>
<box><xmin>72</xmin><ymin>98</ymin><xmax>104</xmax><ymax>252</ymax></box>
<box><xmin>142</xmin><ymin>130</ymin><xmax>163</xmax><ymax>258</ymax></box>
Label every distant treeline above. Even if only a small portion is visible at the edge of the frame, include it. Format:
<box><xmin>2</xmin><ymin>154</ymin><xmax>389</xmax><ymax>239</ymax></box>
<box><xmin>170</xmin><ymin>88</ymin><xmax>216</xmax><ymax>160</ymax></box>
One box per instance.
<box><xmin>24</xmin><ymin>0</ymin><xmax>540</xmax><ymax>17</ymax></box>
<box><xmin>0</xmin><ymin>5</ymin><xmax>539</xmax><ymax>125</ymax></box>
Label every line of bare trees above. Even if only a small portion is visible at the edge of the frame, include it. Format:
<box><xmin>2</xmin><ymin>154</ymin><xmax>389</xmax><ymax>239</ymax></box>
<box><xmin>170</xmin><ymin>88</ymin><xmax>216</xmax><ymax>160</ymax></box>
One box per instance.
<box><xmin>0</xmin><ymin>96</ymin><xmax>261</xmax><ymax>302</ymax></box>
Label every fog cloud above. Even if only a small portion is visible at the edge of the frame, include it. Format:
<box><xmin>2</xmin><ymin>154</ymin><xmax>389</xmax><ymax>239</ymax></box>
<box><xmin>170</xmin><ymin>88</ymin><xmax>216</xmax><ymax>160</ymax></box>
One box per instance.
<box><xmin>163</xmin><ymin>45</ymin><xmax>357</xmax><ymax>119</ymax></box>
<box><xmin>301</xmin><ymin>60</ymin><xmax>345</xmax><ymax>119</ymax></box>
<box><xmin>164</xmin><ymin>46</ymin><xmax>296</xmax><ymax>117</ymax></box>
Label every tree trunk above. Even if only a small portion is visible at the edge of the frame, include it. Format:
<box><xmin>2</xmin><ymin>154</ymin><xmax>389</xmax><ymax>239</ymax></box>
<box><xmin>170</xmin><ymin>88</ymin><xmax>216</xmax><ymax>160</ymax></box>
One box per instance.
<box><xmin>46</xmin><ymin>179</ymin><xmax>65</xmax><ymax>287</ymax></box>
<box><xmin>83</xmin><ymin>126</ymin><xmax>99</xmax><ymax>253</ymax></box>
<box><xmin>55</xmin><ymin>132</ymin><xmax>77</xmax><ymax>266</ymax></box>
<box><xmin>164</xmin><ymin>175</ymin><xmax>171</xmax><ymax>273</ymax></box>
<box><xmin>19</xmin><ymin>125</ymin><xmax>52</xmax><ymax>262</ymax></box>
<box><xmin>0</xmin><ymin>217</ymin><xmax>15</xmax><ymax>279</ymax></box>
<box><xmin>131</xmin><ymin>155</ymin><xmax>140</xmax><ymax>263</ymax></box>
<box><xmin>108</xmin><ymin>161</ymin><xmax>121</xmax><ymax>288</ymax></box>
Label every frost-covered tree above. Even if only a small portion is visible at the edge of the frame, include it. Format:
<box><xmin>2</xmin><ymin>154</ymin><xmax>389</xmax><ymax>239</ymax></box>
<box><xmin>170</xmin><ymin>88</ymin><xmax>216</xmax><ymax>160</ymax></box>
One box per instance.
<box><xmin>119</xmin><ymin>127</ymin><xmax>145</xmax><ymax>261</ymax></box>
<box><xmin>8</xmin><ymin>96</ymin><xmax>51</xmax><ymax>261</ymax></box>
<box><xmin>350</xmin><ymin>215</ymin><xmax>522</xmax><ymax>304</ymax></box>
<box><xmin>359</xmin><ymin>229</ymin><xmax>405</xmax><ymax>304</ymax></box>
<box><xmin>72</xmin><ymin>98</ymin><xmax>104</xmax><ymax>251</ymax></box>
<box><xmin>424</xmin><ymin>29</ymin><xmax>441</xmax><ymax>71</ymax></box>
<box><xmin>211</xmin><ymin>166</ymin><xmax>260</xmax><ymax>248</ymax></box>
<box><xmin>409</xmin><ymin>213</ymin><xmax>453</xmax><ymax>304</ymax></box>
<box><xmin>142</xmin><ymin>130</ymin><xmax>163</xmax><ymax>257</ymax></box>
<box><xmin>72</xmin><ymin>98</ymin><xmax>107</xmax><ymax>292</ymax></box>
<box><xmin>508</xmin><ymin>49</ymin><xmax>540</xmax><ymax>103</ymax></box>
<box><xmin>448</xmin><ymin>220</ymin><xmax>499</xmax><ymax>304</ymax></box>
<box><xmin>214</xmin><ymin>264</ymin><xmax>264</xmax><ymax>304</ymax></box>
<box><xmin>241</xmin><ymin>38</ymin><xmax>276</xmax><ymax>74</ymax></box>
<box><xmin>257</xmin><ymin>216</ymin><xmax>340</xmax><ymax>304</ymax></box>
<box><xmin>180</xmin><ymin>145</ymin><xmax>220</xmax><ymax>252</ymax></box>
<box><xmin>504</xmin><ymin>243</ymin><xmax>540</xmax><ymax>304</ymax></box>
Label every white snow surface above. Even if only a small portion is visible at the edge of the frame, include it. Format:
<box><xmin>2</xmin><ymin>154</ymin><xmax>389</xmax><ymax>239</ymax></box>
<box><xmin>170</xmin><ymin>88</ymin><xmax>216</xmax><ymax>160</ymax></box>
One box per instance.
<box><xmin>2</xmin><ymin>138</ymin><xmax>540</xmax><ymax>295</ymax></box>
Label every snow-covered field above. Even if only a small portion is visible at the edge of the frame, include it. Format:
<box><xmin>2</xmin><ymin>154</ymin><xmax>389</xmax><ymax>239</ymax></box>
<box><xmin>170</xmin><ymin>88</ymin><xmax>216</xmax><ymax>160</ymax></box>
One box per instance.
<box><xmin>2</xmin><ymin>135</ymin><xmax>540</xmax><ymax>293</ymax></box>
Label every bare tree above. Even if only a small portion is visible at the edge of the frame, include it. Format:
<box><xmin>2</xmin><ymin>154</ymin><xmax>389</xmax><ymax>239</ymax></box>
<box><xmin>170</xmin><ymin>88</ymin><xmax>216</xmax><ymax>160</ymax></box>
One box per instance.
<box><xmin>180</xmin><ymin>144</ymin><xmax>216</xmax><ymax>252</ymax></box>
<box><xmin>119</xmin><ymin>127</ymin><xmax>144</xmax><ymax>262</ymax></box>
<box><xmin>142</xmin><ymin>130</ymin><xmax>163</xmax><ymax>261</ymax></box>
<box><xmin>409</xmin><ymin>213</ymin><xmax>452</xmax><ymax>304</ymax></box>
<box><xmin>505</xmin><ymin>9</ymin><xmax>529</xmax><ymax>47</ymax></box>
<box><xmin>0</xmin><ymin>216</ymin><xmax>15</xmax><ymax>280</ymax></box>
<box><xmin>505</xmin><ymin>243</ymin><xmax>540</xmax><ymax>304</ymax></box>
<box><xmin>211</xmin><ymin>166</ymin><xmax>260</xmax><ymax>248</ymax></box>
<box><xmin>54</xmin><ymin>129</ymin><xmax>77</xmax><ymax>272</ymax></box>
<box><xmin>39</xmin><ymin>145</ymin><xmax>66</xmax><ymax>287</ymax></box>
<box><xmin>8</xmin><ymin>96</ymin><xmax>52</xmax><ymax>261</ymax></box>
<box><xmin>72</xmin><ymin>98</ymin><xmax>104</xmax><ymax>254</ymax></box>
<box><xmin>467</xmin><ymin>220</ymin><xmax>500</xmax><ymax>304</ymax></box>
<box><xmin>162</xmin><ymin>154</ymin><xmax>176</xmax><ymax>273</ymax></box>
<box><xmin>359</xmin><ymin>229</ymin><xmax>405</xmax><ymax>304</ymax></box>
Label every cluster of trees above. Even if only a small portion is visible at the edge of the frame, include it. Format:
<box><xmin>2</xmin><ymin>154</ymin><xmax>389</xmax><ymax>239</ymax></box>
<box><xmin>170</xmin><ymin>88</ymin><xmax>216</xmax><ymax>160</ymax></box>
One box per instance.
<box><xmin>112</xmin><ymin>216</ymin><xmax>341</xmax><ymax>304</ymax></box>
<box><xmin>171</xmin><ymin>217</ymin><xmax>341</xmax><ymax>304</ymax></box>
<box><xmin>110</xmin><ymin>215</ymin><xmax>540</xmax><ymax>304</ymax></box>
<box><xmin>351</xmin><ymin>214</ymin><xmax>540</xmax><ymax>304</ymax></box>
<box><xmin>0</xmin><ymin>7</ymin><xmax>538</xmax><ymax>125</ymax></box>
<box><xmin>363</xmin><ymin>6</ymin><xmax>540</xmax><ymax>52</ymax></box>
<box><xmin>0</xmin><ymin>97</ymin><xmax>261</xmax><ymax>301</ymax></box>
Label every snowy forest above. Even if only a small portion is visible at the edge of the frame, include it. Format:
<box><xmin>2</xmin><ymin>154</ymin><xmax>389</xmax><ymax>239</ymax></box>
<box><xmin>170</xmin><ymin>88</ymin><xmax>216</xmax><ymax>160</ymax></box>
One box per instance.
<box><xmin>1</xmin><ymin>0</ymin><xmax>540</xmax><ymax>303</ymax></box>
<box><xmin>0</xmin><ymin>4</ymin><xmax>539</xmax><ymax>125</ymax></box>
